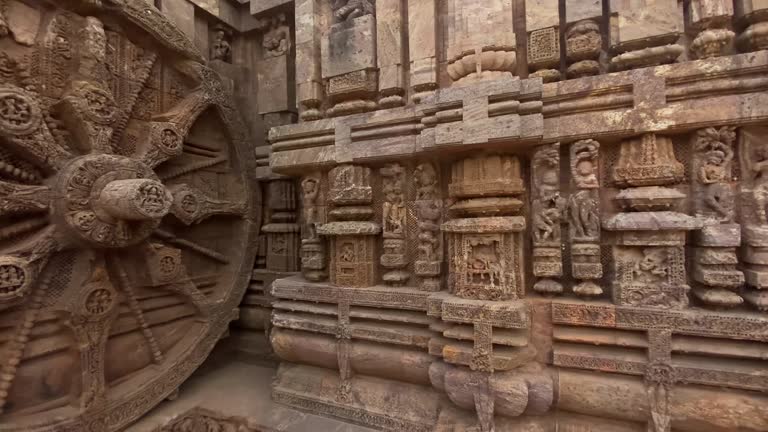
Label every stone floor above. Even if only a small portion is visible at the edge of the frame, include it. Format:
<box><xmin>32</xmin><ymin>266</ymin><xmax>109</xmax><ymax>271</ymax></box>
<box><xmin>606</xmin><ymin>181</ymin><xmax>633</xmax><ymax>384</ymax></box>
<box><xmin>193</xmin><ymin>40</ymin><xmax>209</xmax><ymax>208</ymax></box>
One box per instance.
<box><xmin>127</xmin><ymin>332</ymin><xmax>376</xmax><ymax>432</ymax></box>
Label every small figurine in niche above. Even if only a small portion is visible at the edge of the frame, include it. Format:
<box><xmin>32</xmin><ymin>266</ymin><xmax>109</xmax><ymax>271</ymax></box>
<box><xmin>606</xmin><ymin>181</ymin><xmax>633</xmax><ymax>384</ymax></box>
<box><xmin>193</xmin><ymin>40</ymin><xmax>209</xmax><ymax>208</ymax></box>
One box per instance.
<box><xmin>211</xmin><ymin>25</ymin><xmax>232</xmax><ymax>63</ymax></box>
<box><xmin>260</xmin><ymin>13</ymin><xmax>291</xmax><ymax>58</ymax></box>
<box><xmin>532</xmin><ymin>192</ymin><xmax>566</xmax><ymax>243</ymax></box>
<box><xmin>331</xmin><ymin>0</ymin><xmax>375</xmax><ymax>23</ymax></box>
<box><xmin>631</xmin><ymin>248</ymin><xmax>669</xmax><ymax>284</ymax></box>
<box><xmin>340</xmin><ymin>243</ymin><xmax>355</xmax><ymax>263</ymax></box>
<box><xmin>571</xmin><ymin>140</ymin><xmax>600</xmax><ymax>189</ymax></box>
<box><xmin>301</xmin><ymin>177</ymin><xmax>320</xmax><ymax>240</ymax></box>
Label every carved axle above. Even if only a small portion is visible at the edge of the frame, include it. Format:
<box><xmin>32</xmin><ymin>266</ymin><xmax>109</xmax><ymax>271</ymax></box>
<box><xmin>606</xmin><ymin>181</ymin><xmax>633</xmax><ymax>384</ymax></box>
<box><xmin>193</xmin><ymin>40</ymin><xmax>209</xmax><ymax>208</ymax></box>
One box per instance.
<box><xmin>97</xmin><ymin>179</ymin><xmax>172</xmax><ymax>221</ymax></box>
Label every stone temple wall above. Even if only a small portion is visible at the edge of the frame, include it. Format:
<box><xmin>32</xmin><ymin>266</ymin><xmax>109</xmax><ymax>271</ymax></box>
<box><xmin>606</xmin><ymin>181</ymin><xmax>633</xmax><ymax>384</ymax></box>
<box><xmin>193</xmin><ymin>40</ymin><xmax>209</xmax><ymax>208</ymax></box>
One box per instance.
<box><xmin>176</xmin><ymin>0</ymin><xmax>768</xmax><ymax>431</ymax></box>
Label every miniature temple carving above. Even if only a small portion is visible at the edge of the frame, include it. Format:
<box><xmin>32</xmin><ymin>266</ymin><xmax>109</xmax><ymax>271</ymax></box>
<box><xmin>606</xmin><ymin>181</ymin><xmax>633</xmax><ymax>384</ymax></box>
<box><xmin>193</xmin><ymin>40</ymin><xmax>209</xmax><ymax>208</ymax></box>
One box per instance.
<box><xmin>605</xmin><ymin>134</ymin><xmax>700</xmax><ymax>308</ymax></box>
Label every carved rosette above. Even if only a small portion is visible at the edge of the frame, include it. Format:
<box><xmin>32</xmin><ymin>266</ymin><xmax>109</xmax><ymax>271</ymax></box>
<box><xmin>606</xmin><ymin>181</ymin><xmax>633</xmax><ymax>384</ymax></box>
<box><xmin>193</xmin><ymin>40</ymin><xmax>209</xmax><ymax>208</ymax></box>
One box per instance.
<box><xmin>0</xmin><ymin>5</ymin><xmax>257</xmax><ymax>431</ymax></box>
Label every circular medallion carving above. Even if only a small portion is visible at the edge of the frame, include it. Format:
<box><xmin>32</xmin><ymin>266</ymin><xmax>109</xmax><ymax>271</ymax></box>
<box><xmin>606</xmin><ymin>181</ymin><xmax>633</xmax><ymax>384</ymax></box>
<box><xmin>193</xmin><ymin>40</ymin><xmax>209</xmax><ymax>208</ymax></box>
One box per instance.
<box><xmin>84</xmin><ymin>288</ymin><xmax>114</xmax><ymax>315</ymax></box>
<box><xmin>0</xmin><ymin>257</ymin><xmax>30</xmax><ymax>301</ymax></box>
<box><xmin>0</xmin><ymin>87</ymin><xmax>41</xmax><ymax>135</ymax></box>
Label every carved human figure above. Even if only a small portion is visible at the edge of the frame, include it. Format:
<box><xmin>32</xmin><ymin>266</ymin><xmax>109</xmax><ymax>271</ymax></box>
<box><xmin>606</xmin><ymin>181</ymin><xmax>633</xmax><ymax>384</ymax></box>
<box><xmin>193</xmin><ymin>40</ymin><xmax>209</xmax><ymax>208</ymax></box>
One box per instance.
<box><xmin>747</xmin><ymin>139</ymin><xmax>768</xmax><ymax>224</ymax></box>
<box><xmin>414</xmin><ymin>163</ymin><xmax>438</xmax><ymax>200</ymax></box>
<box><xmin>301</xmin><ymin>176</ymin><xmax>320</xmax><ymax>240</ymax></box>
<box><xmin>568</xmin><ymin>190</ymin><xmax>600</xmax><ymax>240</ymax></box>
<box><xmin>261</xmin><ymin>14</ymin><xmax>291</xmax><ymax>58</ymax></box>
<box><xmin>695</xmin><ymin>127</ymin><xmax>735</xmax><ymax>222</ymax></box>
<box><xmin>211</xmin><ymin>28</ymin><xmax>232</xmax><ymax>63</ymax></box>
<box><xmin>632</xmin><ymin>248</ymin><xmax>669</xmax><ymax>284</ymax></box>
<box><xmin>331</xmin><ymin>0</ymin><xmax>375</xmax><ymax>23</ymax></box>
<box><xmin>381</xmin><ymin>164</ymin><xmax>405</xmax><ymax>235</ymax></box>
<box><xmin>340</xmin><ymin>243</ymin><xmax>355</xmax><ymax>262</ymax></box>
<box><xmin>532</xmin><ymin>192</ymin><xmax>565</xmax><ymax>243</ymax></box>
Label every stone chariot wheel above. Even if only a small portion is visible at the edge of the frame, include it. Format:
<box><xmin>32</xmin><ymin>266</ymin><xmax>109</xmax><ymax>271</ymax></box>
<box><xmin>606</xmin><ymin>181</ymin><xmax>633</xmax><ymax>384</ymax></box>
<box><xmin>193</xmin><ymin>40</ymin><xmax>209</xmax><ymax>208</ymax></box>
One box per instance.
<box><xmin>0</xmin><ymin>1</ymin><xmax>259</xmax><ymax>431</ymax></box>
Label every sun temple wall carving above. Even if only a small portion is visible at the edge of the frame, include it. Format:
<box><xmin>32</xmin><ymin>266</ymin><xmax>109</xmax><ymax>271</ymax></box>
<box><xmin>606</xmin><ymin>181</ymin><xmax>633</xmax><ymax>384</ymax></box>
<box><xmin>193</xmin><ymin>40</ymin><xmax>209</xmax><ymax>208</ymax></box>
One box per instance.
<box><xmin>260</xmin><ymin>1</ymin><xmax>768</xmax><ymax>431</ymax></box>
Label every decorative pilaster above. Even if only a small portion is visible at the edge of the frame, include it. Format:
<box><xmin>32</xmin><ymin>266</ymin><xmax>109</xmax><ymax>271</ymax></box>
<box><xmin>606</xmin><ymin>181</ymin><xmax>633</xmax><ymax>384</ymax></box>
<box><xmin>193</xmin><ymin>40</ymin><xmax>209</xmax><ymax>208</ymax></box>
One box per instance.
<box><xmin>687</xmin><ymin>0</ymin><xmax>735</xmax><ymax>59</ymax></box>
<box><xmin>565</xmin><ymin>0</ymin><xmax>603</xmax><ymax>78</ymax></box>
<box><xmin>318</xmin><ymin>165</ymin><xmax>380</xmax><ymax>287</ymax></box>
<box><xmin>380</xmin><ymin>163</ymin><xmax>409</xmax><ymax>285</ymax></box>
<box><xmin>300</xmin><ymin>174</ymin><xmax>326</xmax><ymax>281</ymax></box>
<box><xmin>690</xmin><ymin>127</ymin><xmax>744</xmax><ymax>308</ymax></box>
<box><xmin>569</xmin><ymin>139</ymin><xmax>603</xmax><ymax>297</ymax></box>
<box><xmin>609</xmin><ymin>0</ymin><xmax>684</xmax><ymax>71</ymax></box>
<box><xmin>443</xmin><ymin>154</ymin><xmax>526</xmax><ymax>300</ymax></box>
<box><xmin>414</xmin><ymin>163</ymin><xmax>442</xmax><ymax>291</ymax></box>
<box><xmin>738</xmin><ymin>126</ymin><xmax>768</xmax><ymax>310</ymax></box>
<box><xmin>526</xmin><ymin>0</ymin><xmax>561</xmax><ymax>82</ymax></box>
<box><xmin>531</xmin><ymin>143</ymin><xmax>566</xmax><ymax>295</ymax></box>
<box><xmin>262</xmin><ymin>179</ymin><xmax>300</xmax><ymax>273</ymax></box>
<box><xmin>605</xmin><ymin>134</ymin><xmax>701</xmax><ymax>309</ymax></box>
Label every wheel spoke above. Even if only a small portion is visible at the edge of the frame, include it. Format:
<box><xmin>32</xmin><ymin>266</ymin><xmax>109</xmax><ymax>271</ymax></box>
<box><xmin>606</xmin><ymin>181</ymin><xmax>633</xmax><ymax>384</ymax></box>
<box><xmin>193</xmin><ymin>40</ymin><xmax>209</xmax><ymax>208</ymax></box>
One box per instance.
<box><xmin>169</xmin><ymin>183</ymin><xmax>246</xmax><ymax>225</ymax></box>
<box><xmin>0</xmin><ymin>179</ymin><xmax>51</xmax><ymax>217</ymax></box>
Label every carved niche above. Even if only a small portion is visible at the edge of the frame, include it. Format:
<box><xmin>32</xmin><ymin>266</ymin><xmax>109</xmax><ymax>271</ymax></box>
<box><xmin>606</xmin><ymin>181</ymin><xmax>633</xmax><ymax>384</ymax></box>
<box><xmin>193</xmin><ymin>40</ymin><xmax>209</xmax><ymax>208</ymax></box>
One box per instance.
<box><xmin>444</xmin><ymin>155</ymin><xmax>526</xmax><ymax>300</ymax></box>
<box><xmin>0</xmin><ymin>2</ymin><xmax>257</xmax><ymax>431</ymax></box>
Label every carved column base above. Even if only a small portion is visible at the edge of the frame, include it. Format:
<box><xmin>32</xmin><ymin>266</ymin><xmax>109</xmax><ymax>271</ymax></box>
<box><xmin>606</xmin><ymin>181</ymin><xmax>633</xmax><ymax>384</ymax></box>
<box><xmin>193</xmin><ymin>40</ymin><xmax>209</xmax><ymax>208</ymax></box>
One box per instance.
<box><xmin>573</xmin><ymin>281</ymin><xmax>603</xmax><ymax>297</ymax></box>
<box><xmin>692</xmin><ymin>286</ymin><xmax>744</xmax><ymax>308</ymax></box>
<box><xmin>529</xmin><ymin>69</ymin><xmax>561</xmax><ymax>83</ymax></box>
<box><xmin>743</xmin><ymin>289</ymin><xmax>768</xmax><ymax>311</ymax></box>
<box><xmin>533</xmin><ymin>247</ymin><xmax>563</xmax><ymax>296</ymax></box>
<box><xmin>741</xmin><ymin>225</ymin><xmax>768</xmax><ymax>312</ymax></box>
<box><xmin>737</xmin><ymin>21</ymin><xmax>768</xmax><ymax>52</ymax></box>
<box><xmin>301</xmin><ymin>240</ymin><xmax>327</xmax><ymax>282</ymax></box>
<box><xmin>691</xmin><ymin>28</ymin><xmax>735</xmax><ymax>59</ymax></box>
<box><xmin>610</xmin><ymin>45</ymin><xmax>684</xmax><ymax>71</ymax></box>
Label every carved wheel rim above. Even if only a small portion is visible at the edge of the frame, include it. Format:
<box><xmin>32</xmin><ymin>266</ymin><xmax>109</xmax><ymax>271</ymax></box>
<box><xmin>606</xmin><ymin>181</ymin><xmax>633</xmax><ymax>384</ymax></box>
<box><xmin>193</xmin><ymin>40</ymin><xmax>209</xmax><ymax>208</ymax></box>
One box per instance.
<box><xmin>0</xmin><ymin>2</ymin><xmax>258</xmax><ymax>431</ymax></box>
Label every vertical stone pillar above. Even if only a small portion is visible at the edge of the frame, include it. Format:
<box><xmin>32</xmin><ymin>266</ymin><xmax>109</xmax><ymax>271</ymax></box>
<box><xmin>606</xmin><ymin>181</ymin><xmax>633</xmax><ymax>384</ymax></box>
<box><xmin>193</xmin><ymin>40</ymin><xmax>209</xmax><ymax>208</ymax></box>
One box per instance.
<box><xmin>687</xmin><ymin>0</ymin><xmax>735</xmax><ymax>59</ymax></box>
<box><xmin>445</xmin><ymin>0</ymin><xmax>516</xmax><ymax>84</ymax></box>
<box><xmin>531</xmin><ymin>143</ymin><xmax>566</xmax><ymax>295</ymax></box>
<box><xmin>738</xmin><ymin>126</ymin><xmax>768</xmax><ymax>311</ymax></box>
<box><xmin>526</xmin><ymin>0</ymin><xmax>562</xmax><ymax>82</ymax></box>
<box><xmin>564</xmin><ymin>0</ymin><xmax>603</xmax><ymax>78</ymax></box>
<box><xmin>376</xmin><ymin>0</ymin><xmax>405</xmax><ymax>108</ymax></box>
<box><xmin>414</xmin><ymin>163</ymin><xmax>442</xmax><ymax>291</ymax></box>
<box><xmin>734</xmin><ymin>0</ymin><xmax>768</xmax><ymax>52</ymax></box>
<box><xmin>380</xmin><ymin>163</ymin><xmax>409</xmax><ymax>286</ymax></box>
<box><xmin>443</xmin><ymin>155</ymin><xmax>526</xmax><ymax>300</ymax></box>
<box><xmin>262</xmin><ymin>179</ymin><xmax>300</xmax><ymax>273</ymax></box>
<box><xmin>609</xmin><ymin>0</ymin><xmax>684</xmax><ymax>71</ymax></box>
<box><xmin>295</xmin><ymin>0</ymin><xmax>324</xmax><ymax>120</ymax></box>
<box><xmin>690</xmin><ymin>127</ymin><xmax>744</xmax><ymax>308</ymax></box>
<box><xmin>568</xmin><ymin>139</ymin><xmax>603</xmax><ymax>297</ymax></box>
<box><xmin>408</xmin><ymin>0</ymin><xmax>438</xmax><ymax>102</ymax></box>
<box><xmin>318</xmin><ymin>165</ymin><xmax>381</xmax><ymax>287</ymax></box>
<box><xmin>321</xmin><ymin>1</ymin><xmax>378</xmax><ymax>117</ymax></box>
<box><xmin>300</xmin><ymin>174</ymin><xmax>326</xmax><ymax>281</ymax></box>
<box><xmin>604</xmin><ymin>134</ymin><xmax>701</xmax><ymax>309</ymax></box>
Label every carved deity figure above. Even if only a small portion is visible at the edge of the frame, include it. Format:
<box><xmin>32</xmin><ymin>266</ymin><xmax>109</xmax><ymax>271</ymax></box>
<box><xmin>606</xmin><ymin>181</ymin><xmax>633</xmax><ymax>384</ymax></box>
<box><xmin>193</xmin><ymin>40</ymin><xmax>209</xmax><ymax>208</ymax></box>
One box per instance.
<box><xmin>533</xmin><ymin>193</ymin><xmax>565</xmax><ymax>243</ymax></box>
<box><xmin>414</xmin><ymin>163</ymin><xmax>438</xmax><ymax>200</ymax></box>
<box><xmin>340</xmin><ymin>243</ymin><xmax>355</xmax><ymax>262</ymax></box>
<box><xmin>746</xmin><ymin>139</ymin><xmax>768</xmax><ymax>224</ymax></box>
<box><xmin>381</xmin><ymin>164</ymin><xmax>405</xmax><ymax>235</ymax></box>
<box><xmin>632</xmin><ymin>248</ymin><xmax>669</xmax><ymax>284</ymax></box>
<box><xmin>261</xmin><ymin>14</ymin><xmax>291</xmax><ymax>58</ymax></box>
<box><xmin>695</xmin><ymin>127</ymin><xmax>735</xmax><ymax>222</ymax></box>
<box><xmin>568</xmin><ymin>190</ymin><xmax>600</xmax><ymax>240</ymax></box>
<box><xmin>468</xmin><ymin>238</ymin><xmax>502</xmax><ymax>286</ymax></box>
<box><xmin>211</xmin><ymin>27</ymin><xmax>232</xmax><ymax>63</ymax></box>
<box><xmin>301</xmin><ymin>176</ymin><xmax>320</xmax><ymax>240</ymax></box>
<box><xmin>331</xmin><ymin>0</ymin><xmax>375</xmax><ymax>23</ymax></box>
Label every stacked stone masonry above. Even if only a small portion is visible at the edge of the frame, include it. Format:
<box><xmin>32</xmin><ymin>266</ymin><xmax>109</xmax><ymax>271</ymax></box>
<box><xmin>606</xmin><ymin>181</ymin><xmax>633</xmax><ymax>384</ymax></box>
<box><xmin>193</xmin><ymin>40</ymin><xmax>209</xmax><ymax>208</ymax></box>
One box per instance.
<box><xmin>262</xmin><ymin>0</ymin><xmax>768</xmax><ymax>432</ymax></box>
<box><xmin>5</xmin><ymin>0</ymin><xmax>768</xmax><ymax>431</ymax></box>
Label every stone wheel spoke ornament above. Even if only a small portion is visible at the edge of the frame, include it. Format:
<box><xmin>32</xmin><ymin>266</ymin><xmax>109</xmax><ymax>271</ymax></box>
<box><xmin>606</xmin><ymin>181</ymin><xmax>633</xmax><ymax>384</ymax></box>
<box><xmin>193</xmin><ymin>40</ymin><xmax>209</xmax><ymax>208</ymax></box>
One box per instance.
<box><xmin>0</xmin><ymin>2</ymin><xmax>258</xmax><ymax>431</ymax></box>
